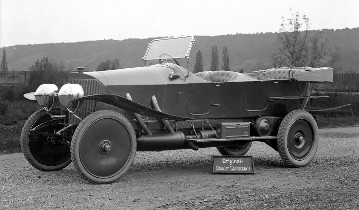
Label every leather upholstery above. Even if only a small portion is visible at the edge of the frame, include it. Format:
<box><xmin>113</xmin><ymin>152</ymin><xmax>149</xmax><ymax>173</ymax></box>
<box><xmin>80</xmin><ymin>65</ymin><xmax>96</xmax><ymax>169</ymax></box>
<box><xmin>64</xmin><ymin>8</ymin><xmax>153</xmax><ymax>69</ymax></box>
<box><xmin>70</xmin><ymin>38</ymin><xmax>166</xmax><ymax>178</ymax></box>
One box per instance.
<box><xmin>257</xmin><ymin>69</ymin><xmax>294</xmax><ymax>80</ymax></box>
<box><xmin>195</xmin><ymin>71</ymin><xmax>257</xmax><ymax>82</ymax></box>
<box><xmin>195</xmin><ymin>67</ymin><xmax>333</xmax><ymax>83</ymax></box>
<box><xmin>195</xmin><ymin>71</ymin><xmax>212</xmax><ymax>80</ymax></box>
<box><xmin>206</xmin><ymin>71</ymin><xmax>240</xmax><ymax>82</ymax></box>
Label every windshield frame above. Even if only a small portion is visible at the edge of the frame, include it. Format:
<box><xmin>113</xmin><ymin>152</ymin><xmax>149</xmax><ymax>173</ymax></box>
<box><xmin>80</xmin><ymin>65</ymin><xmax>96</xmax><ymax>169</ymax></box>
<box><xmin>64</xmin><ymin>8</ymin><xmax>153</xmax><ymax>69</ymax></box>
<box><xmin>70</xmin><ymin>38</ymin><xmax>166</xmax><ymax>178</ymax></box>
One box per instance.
<box><xmin>142</xmin><ymin>36</ymin><xmax>195</xmax><ymax>61</ymax></box>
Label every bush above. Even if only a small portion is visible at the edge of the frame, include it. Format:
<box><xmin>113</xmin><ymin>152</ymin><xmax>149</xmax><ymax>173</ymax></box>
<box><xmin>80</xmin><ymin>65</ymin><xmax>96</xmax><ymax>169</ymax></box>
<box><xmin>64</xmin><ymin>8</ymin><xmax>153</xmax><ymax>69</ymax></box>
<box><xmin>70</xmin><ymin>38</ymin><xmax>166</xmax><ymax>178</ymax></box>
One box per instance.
<box><xmin>0</xmin><ymin>85</ymin><xmax>28</xmax><ymax>102</ymax></box>
<box><xmin>27</xmin><ymin>57</ymin><xmax>70</xmax><ymax>91</ymax></box>
<box><xmin>3</xmin><ymin>88</ymin><xmax>14</xmax><ymax>101</ymax></box>
<box><xmin>0</xmin><ymin>100</ymin><xmax>40</xmax><ymax>153</ymax></box>
<box><xmin>0</xmin><ymin>100</ymin><xmax>40</xmax><ymax>126</ymax></box>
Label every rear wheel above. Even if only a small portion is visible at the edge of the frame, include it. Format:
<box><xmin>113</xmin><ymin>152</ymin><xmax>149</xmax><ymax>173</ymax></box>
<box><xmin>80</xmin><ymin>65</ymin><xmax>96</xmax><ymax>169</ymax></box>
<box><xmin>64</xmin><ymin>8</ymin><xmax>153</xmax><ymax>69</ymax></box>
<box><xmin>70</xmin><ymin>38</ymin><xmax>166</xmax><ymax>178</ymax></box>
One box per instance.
<box><xmin>71</xmin><ymin>110</ymin><xmax>136</xmax><ymax>184</ymax></box>
<box><xmin>277</xmin><ymin>110</ymin><xmax>319</xmax><ymax>167</ymax></box>
<box><xmin>217</xmin><ymin>141</ymin><xmax>252</xmax><ymax>156</ymax></box>
<box><xmin>20</xmin><ymin>109</ymin><xmax>71</xmax><ymax>171</ymax></box>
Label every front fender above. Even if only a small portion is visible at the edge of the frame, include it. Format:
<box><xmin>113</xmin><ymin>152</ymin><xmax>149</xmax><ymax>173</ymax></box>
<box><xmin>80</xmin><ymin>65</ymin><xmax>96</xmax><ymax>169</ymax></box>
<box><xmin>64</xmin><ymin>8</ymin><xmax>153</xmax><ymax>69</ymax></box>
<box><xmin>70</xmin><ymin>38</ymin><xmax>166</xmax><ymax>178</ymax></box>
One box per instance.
<box><xmin>73</xmin><ymin>94</ymin><xmax>191</xmax><ymax>121</ymax></box>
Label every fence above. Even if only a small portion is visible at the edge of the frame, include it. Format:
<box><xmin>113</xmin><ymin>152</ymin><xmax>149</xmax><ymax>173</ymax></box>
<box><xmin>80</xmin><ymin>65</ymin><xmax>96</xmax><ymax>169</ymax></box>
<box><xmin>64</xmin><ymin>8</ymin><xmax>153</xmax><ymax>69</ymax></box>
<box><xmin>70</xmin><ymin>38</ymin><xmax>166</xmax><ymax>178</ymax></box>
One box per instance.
<box><xmin>310</xmin><ymin>73</ymin><xmax>359</xmax><ymax>117</ymax></box>
<box><xmin>0</xmin><ymin>71</ymin><xmax>30</xmax><ymax>85</ymax></box>
<box><xmin>313</xmin><ymin>73</ymin><xmax>359</xmax><ymax>92</ymax></box>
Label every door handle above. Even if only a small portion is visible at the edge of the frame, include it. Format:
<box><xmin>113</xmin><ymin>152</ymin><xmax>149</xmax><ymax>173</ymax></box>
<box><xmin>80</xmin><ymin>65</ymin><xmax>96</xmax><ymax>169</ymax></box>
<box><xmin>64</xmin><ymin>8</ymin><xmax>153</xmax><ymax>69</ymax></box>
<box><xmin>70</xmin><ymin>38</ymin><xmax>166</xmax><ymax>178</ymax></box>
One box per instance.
<box><xmin>210</xmin><ymin>103</ymin><xmax>220</xmax><ymax>106</ymax></box>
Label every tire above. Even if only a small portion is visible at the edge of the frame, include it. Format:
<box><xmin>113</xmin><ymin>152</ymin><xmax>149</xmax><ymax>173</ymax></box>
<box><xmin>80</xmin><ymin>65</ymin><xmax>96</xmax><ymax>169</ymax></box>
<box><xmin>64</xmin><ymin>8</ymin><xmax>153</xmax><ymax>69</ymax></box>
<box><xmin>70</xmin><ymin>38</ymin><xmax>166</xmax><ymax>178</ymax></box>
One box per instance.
<box><xmin>20</xmin><ymin>109</ymin><xmax>71</xmax><ymax>171</ymax></box>
<box><xmin>277</xmin><ymin>109</ymin><xmax>319</xmax><ymax>167</ymax></box>
<box><xmin>71</xmin><ymin>110</ymin><xmax>136</xmax><ymax>184</ymax></box>
<box><xmin>217</xmin><ymin>141</ymin><xmax>252</xmax><ymax>156</ymax></box>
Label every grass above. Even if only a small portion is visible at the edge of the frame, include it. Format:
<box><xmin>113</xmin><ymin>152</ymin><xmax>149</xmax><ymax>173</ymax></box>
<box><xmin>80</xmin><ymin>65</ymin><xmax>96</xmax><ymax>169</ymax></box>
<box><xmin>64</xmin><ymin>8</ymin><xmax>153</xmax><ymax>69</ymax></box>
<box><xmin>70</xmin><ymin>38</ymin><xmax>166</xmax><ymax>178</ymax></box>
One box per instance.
<box><xmin>0</xmin><ymin>122</ymin><xmax>24</xmax><ymax>154</ymax></box>
<box><xmin>0</xmin><ymin>100</ymin><xmax>40</xmax><ymax>126</ymax></box>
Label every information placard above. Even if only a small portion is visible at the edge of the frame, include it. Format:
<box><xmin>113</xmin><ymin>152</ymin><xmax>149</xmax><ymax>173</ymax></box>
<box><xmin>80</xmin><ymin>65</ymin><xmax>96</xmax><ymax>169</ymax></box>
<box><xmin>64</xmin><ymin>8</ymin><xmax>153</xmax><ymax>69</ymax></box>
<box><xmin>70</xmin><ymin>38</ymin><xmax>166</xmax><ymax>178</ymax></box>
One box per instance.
<box><xmin>212</xmin><ymin>156</ymin><xmax>254</xmax><ymax>174</ymax></box>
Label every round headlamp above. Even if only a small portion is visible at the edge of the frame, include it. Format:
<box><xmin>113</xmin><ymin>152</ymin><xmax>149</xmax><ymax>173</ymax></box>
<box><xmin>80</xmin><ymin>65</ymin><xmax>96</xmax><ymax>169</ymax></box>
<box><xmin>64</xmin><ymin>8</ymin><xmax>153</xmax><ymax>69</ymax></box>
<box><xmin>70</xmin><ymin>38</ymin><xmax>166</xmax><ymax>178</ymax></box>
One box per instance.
<box><xmin>34</xmin><ymin>84</ymin><xmax>58</xmax><ymax>106</ymax></box>
<box><xmin>58</xmin><ymin>84</ymin><xmax>84</xmax><ymax>107</ymax></box>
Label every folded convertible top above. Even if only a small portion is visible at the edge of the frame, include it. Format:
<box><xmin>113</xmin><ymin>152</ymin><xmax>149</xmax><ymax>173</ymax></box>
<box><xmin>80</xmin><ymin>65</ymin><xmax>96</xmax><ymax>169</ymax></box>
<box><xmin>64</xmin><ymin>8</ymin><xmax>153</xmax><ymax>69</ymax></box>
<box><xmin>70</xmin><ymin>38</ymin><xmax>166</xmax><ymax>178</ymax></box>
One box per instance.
<box><xmin>255</xmin><ymin>67</ymin><xmax>333</xmax><ymax>82</ymax></box>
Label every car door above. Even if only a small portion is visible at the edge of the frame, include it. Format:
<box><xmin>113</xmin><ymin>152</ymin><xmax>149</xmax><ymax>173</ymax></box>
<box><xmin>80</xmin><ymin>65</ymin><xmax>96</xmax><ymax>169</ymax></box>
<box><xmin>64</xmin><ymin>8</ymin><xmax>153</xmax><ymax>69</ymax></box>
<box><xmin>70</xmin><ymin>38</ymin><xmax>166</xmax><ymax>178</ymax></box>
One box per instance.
<box><xmin>188</xmin><ymin>83</ymin><xmax>218</xmax><ymax>116</ymax></box>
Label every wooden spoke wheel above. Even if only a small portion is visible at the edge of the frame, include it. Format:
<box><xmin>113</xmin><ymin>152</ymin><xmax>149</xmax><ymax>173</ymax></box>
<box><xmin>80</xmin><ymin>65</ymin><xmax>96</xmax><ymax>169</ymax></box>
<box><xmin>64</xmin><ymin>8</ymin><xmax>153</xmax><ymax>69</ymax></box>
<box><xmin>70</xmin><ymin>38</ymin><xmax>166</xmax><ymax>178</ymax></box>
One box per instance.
<box><xmin>71</xmin><ymin>110</ymin><xmax>136</xmax><ymax>184</ymax></box>
<box><xmin>277</xmin><ymin>110</ymin><xmax>319</xmax><ymax>167</ymax></box>
<box><xmin>217</xmin><ymin>141</ymin><xmax>252</xmax><ymax>156</ymax></box>
<box><xmin>20</xmin><ymin>109</ymin><xmax>71</xmax><ymax>171</ymax></box>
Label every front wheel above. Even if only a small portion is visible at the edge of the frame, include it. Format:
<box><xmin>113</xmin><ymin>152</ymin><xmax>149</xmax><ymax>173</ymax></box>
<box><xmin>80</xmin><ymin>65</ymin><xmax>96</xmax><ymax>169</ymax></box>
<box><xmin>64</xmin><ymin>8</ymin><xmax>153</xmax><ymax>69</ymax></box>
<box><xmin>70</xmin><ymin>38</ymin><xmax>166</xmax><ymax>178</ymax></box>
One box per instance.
<box><xmin>277</xmin><ymin>110</ymin><xmax>319</xmax><ymax>167</ymax></box>
<box><xmin>217</xmin><ymin>141</ymin><xmax>252</xmax><ymax>156</ymax></box>
<box><xmin>20</xmin><ymin>109</ymin><xmax>71</xmax><ymax>171</ymax></box>
<box><xmin>71</xmin><ymin>110</ymin><xmax>136</xmax><ymax>184</ymax></box>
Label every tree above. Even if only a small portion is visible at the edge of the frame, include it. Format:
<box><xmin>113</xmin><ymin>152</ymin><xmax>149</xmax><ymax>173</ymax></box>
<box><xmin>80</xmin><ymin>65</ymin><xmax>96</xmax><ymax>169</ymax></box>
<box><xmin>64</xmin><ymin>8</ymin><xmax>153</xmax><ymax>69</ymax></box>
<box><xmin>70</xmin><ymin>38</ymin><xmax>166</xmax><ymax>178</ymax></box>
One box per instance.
<box><xmin>210</xmin><ymin>46</ymin><xmax>219</xmax><ymax>71</ymax></box>
<box><xmin>27</xmin><ymin>57</ymin><xmax>70</xmax><ymax>91</ymax></box>
<box><xmin>271</xmin><ymin>11</ymin><xmax>310</xmax><ymax>67</ymax></box>
<box><xmin>1</xmin><ymin>48</ymin><xmax>8</xmax><ymax>72</ymax></box>
<box><xmin>96</xmin><ymin>59</ymin><xmax>122</xmax><ymax>71</ymax></box>
<box><xmin>222</xmin><ymin>46</ymin><xmax>230</xmax><ymax>71</ymax></box>
<box><xmin>111</xmin><ymin>59</ymin><xmax>121</xmax><ymax>69</ymax></box>
<box><xmin>271</xmin><ymin>10</ymin><xmax>341</xmax><ymax>70</ymax></box>
<box><xmin>328</xmin><ymin>47</ymin><xmax>341</xmax><ymax>73</ymax></box>
<box><xmin>193</xmin><ymin>50</ymin><xmax>204</xmax><ymax>73</ymax></box>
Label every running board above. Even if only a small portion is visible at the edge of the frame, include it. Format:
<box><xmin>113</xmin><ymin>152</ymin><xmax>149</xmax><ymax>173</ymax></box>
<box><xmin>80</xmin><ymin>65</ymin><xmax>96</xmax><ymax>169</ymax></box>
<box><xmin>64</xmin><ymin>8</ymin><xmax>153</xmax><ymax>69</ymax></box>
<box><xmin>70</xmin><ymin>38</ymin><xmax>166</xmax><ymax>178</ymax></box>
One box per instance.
<box><xmin>187</xmin><ymin>136</ymin><xmax>277</xmax><ymax>143</ymax></box>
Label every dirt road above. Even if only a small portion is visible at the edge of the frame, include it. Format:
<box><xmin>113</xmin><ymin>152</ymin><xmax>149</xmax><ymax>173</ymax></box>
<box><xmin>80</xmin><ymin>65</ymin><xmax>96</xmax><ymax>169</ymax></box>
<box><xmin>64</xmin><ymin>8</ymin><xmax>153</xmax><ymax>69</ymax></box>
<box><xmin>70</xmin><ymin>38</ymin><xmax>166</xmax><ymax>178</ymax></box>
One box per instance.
<box><xmin>1</xmin><ymin>127</ymin><xmax>359</xmax><ymax>209</ymax></box>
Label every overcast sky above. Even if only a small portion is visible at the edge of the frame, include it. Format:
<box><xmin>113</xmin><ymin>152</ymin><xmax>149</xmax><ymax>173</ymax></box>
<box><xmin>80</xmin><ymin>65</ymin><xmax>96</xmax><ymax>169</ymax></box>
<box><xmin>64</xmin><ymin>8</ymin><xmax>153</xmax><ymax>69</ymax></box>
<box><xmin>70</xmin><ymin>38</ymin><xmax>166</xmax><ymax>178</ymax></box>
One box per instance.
<box><xmin>1</xmin><ymin>0</ymin><xmax>358</xmax><ymax>47</ymax></box>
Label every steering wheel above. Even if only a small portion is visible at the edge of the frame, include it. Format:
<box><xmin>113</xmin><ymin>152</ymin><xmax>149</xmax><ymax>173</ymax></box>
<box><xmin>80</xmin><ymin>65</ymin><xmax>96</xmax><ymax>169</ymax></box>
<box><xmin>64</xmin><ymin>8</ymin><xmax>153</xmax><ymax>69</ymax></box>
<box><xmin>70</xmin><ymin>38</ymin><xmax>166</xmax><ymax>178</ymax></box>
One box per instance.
<box><xmin>159</xmin><ymin>53</ymin><xmax>180</xmax><ymax>65</ymax></box>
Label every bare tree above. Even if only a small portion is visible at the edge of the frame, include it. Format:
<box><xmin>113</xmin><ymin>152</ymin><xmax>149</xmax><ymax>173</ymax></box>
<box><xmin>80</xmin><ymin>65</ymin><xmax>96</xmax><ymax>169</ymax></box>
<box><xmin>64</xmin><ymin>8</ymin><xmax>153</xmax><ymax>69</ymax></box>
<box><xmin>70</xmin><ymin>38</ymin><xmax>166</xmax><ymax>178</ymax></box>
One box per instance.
<box><xmin>271</xmin><ymin>11</ymin><xmax>341</xmax><ymax>71</ymax></box>
<box><xmin>271</xmin><ymin>11</ymin><xmax>310</xmax><ymax>67</ymax></box>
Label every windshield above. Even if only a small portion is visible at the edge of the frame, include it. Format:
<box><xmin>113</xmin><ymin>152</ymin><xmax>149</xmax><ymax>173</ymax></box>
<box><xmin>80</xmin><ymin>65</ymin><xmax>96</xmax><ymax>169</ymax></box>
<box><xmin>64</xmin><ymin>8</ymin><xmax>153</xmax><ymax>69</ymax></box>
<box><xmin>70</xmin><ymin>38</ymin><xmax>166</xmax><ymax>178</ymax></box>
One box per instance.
<box><xmin>142</xmin><ymin>36</ymin><xmax>195</xmax><ymax>61</ymax></box>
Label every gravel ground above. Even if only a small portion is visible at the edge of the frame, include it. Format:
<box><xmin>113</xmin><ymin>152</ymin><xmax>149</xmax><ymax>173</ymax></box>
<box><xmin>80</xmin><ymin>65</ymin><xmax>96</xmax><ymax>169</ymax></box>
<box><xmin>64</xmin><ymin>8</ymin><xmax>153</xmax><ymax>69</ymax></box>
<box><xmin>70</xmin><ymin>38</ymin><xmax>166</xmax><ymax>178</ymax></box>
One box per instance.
<box><xmin>1</xmin><ymin>127</ymin><xmax>358</xmax><ymax>209</ymax></box>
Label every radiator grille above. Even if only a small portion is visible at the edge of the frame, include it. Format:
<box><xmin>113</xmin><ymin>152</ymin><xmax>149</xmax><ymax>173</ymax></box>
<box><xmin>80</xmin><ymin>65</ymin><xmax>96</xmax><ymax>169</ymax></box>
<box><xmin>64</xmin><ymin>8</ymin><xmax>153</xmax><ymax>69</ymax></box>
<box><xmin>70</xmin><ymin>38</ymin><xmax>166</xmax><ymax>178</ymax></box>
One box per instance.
<box><xmin>69</xmin><ymin>78</ymin><xmax>104</xmax><ymax>123</ymax></box>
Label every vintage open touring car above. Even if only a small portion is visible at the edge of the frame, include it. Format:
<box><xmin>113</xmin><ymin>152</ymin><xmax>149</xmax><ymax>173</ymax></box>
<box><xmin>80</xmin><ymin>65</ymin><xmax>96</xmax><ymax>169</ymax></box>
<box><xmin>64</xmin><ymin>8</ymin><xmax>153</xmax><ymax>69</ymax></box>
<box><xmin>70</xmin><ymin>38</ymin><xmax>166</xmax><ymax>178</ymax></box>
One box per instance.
<box><xmin>21</xmin><ymin>36</ymin><xmax>333</xmax><ymax>183</ymax></box>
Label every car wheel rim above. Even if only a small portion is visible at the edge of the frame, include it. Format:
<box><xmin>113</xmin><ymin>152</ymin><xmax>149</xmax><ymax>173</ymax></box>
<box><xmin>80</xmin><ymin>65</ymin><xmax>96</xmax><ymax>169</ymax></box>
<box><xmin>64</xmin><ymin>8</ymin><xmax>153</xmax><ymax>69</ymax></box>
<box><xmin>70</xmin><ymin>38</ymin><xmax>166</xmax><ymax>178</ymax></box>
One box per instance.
<box><xmin>79</xmin><ymin>118</ymin><xmax>132</xmax><ymax>178</ymax></box>
<box><xmin>288</xmin><ymin>119</ymin><xmax>313</xmax><ymax>160</ymax></box>
<box><xmin>29</xmin><ymin>116</ymin><xmax>70</xmax><ymax>166</ymax></box>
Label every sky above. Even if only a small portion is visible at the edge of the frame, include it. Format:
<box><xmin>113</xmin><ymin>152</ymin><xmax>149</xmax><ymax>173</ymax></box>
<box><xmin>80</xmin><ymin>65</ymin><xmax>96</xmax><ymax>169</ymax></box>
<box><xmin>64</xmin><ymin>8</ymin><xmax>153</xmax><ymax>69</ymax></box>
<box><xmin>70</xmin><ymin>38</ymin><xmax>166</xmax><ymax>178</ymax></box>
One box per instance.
<box><xmin>1</xmin><ymin>0</ymin><xmax>359</xmax><ymax>47</ymax></box>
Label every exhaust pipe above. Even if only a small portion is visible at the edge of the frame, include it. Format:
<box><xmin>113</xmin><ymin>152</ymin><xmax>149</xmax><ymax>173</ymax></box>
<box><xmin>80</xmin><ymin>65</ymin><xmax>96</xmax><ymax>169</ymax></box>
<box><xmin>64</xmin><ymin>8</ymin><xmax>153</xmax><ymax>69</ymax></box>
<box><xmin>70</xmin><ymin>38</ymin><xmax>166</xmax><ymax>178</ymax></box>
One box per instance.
<box><xmin>137</xmin><ymin>132</ymin><xmax>188</xmax><ymax>151</ymax></box>
<box><xmin>136</xmin><ymin>130</ymin><xmax>218</xmax><ymax>151</ymax></box>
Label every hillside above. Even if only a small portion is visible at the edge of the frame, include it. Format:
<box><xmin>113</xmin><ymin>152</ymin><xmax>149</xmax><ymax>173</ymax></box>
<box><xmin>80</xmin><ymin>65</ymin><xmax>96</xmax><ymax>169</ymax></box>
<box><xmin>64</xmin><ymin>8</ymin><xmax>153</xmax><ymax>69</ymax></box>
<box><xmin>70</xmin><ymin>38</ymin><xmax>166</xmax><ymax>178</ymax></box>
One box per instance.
<box><xmin>3</xmin><ymin>28</ymin><xmax>359</xmax><ymax>73</ymax></box>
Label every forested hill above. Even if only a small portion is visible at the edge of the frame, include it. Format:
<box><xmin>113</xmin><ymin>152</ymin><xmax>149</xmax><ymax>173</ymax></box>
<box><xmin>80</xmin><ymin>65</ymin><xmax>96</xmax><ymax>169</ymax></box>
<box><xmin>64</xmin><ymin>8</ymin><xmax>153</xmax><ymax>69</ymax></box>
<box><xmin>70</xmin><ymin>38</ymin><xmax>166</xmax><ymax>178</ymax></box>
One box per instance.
<box><xmin>4</xmin><ymin>28</ymin><xmax>359</xmax><ymax>73</ymax></box>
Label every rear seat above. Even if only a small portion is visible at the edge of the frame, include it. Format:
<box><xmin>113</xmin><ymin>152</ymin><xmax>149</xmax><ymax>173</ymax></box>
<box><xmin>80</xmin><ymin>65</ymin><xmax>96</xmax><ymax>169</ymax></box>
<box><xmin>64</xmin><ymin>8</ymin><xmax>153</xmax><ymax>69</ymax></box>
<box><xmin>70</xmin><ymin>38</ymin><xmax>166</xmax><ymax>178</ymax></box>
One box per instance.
<box><xmin>195</xmin><ymin>67</ymin><xmax>331</xmax><ymax>82</ymax></box>
<box><xmin>195</xmin><ymin>70</ymin><xmax>257</xmax><ymax>82</ymax></box>
<box><xmin>256</xmin><ymin>68</ymin><xmax>294</xmax><ymax>80</ymax></box>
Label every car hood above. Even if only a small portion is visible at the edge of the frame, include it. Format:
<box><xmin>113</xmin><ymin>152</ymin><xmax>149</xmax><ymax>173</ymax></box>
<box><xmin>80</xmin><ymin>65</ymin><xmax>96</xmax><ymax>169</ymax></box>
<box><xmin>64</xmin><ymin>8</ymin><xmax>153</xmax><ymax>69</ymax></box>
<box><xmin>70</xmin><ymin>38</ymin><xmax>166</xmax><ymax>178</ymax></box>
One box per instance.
<box><xmin>84</xmin><ymin>65</ymin><xmax>169</xmax><ymax>86</ymax></box>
